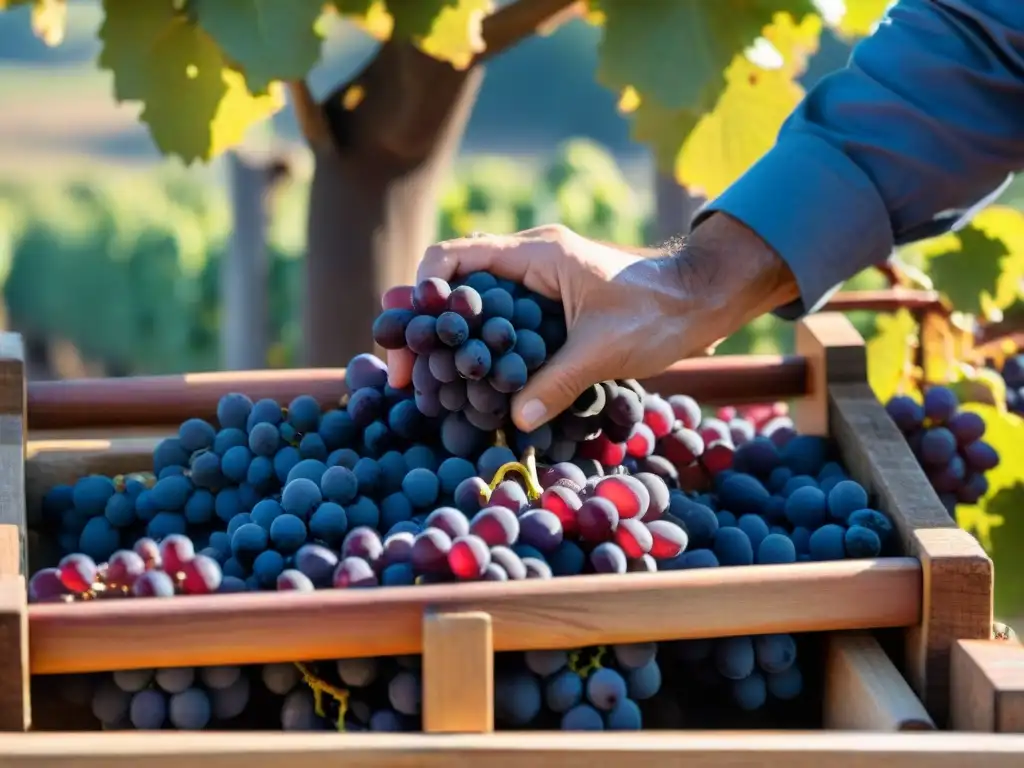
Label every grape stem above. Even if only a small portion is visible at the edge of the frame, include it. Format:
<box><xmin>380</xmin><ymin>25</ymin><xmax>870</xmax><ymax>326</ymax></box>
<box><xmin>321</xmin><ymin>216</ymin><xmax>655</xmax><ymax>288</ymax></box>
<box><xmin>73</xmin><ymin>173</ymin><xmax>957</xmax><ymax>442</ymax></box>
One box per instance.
<box><xmin>567</xmin><ymin>646</ymin><xmax>606</xmax><ymax>678</ymax></box>
<box><xmin>294</xmin><ymin>661</ymin><xmax>350</xmax><ymax>731</ymax></box>
<box><xmin>494</xmin><ymin>429</ymin><xmax>508</xmax><ymax>448</ymax></box>
<box><xmin>489</xmin><ymin>452</ymin><xmax>543</xmax><ymax>501</ymax></box>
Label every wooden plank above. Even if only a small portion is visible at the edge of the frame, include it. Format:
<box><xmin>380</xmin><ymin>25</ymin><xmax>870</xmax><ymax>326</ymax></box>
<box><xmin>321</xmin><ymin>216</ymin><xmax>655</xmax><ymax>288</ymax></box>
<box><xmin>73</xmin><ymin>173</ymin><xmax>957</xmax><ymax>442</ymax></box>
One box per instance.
<box><xmin>24</xmin><ymin>438</ymin><xmax>158</xmax><ymax>530</ymax></box>
<box><xmin>0</xmin><ymin>732</ymin><xmax>1023</xmax><ymax>767</ymax></box>
<box><xmin>951</xmin><ymin>639</ymin><xmax>1024</xmax><ymax>732</ymax></box>
<box><xmin>829</xmin><ymin>379</ymin><xmax>994</xmax><ymax>725</ymax></box>
<box><xmin>0</xmin><ymin>333</ymin><xmax>28</xmax><ymax>732</ymax></box>
<box><xmin>29</xmin><ymin>558</ymin><xmax>921</xmax><ymax>675</ymax></box>
<box><xmin>823</xmin><ymin>289</ymin><xmax>946</xmax><ymax>314</ymax></box>
<box><xmin>25</xmin><ymin>355</ymin><xmax>809</xmax><ymax>430</ymax></box>
<box><xmin>823</xmin><ymin>632</ymin><xmax>934</xmax><ymax>731</ymax></box>
<box><xmin>793</xmin><ymin>313</ymin><xmax>867</xmax><ymax>436</ymax></box>
<box><xmin>422</xmin><ymin>611</ymin><xmax>494</xmax><ymax>733</ymax></box>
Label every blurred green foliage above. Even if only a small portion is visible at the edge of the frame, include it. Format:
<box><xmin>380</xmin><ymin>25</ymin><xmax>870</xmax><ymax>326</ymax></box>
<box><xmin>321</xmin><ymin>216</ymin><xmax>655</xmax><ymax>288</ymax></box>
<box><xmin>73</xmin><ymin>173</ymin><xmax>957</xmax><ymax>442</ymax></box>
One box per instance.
<box><xmin>0</xmin><ymin>139</ymin><xmax>884</xmax><ymax>374</ymax></box>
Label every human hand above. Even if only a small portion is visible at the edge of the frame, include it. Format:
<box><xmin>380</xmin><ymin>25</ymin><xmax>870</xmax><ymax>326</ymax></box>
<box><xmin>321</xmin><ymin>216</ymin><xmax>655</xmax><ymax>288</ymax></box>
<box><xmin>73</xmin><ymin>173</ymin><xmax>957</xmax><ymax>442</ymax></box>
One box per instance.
<box><xmin>386</xmin><ymin>214</ymin><xmax>799</xmax><ymax>432</ymax></box>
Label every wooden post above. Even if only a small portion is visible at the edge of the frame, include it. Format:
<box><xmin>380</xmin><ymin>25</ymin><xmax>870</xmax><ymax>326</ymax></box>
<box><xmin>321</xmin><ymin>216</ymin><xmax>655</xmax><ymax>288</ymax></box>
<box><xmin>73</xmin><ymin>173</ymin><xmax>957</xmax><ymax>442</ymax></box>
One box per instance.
<box><xmin>0</xmin><ymin>333</ymin><xmax>29</xmax><ymax>730</ymax></box>
<box><xmin>951</xmin><ymin>639</ymin><xmax>1024</xmax><ymax>732</ymax></box>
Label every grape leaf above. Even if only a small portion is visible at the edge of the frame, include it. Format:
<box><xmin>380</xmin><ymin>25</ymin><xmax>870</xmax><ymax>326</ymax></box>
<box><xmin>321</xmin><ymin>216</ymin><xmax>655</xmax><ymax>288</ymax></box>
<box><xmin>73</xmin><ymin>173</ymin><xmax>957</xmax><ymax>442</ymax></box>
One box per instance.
<box><xmin>388</xmin><ymin>0</ymin><xmax>492</xmax><ymax>69</ymax></box>
<box><xmin>955</xmin><ymin>404</ymin><xmax>1024</xmax><ymax>620</ymax></box>
<box><xmin>596</xmin><ymin>0</ymin><xmax>814</xmax><ymax>114</ymax></box>
<box><xmin>192</xmin><ymin>0</ymin><xmax>324</xmax><ymax>94</ymax></box>
<box><xmin>924</xmin><ymin>227</ymin><xmax>1008</xmax><ymax>317</ymax></box>
<box><xmin>631</xmin><ymin>13</ymin><xmax>820</xmax><ymax>197</ymax></box>
<box><xmin>970</xmin><ymin>206</ymin><xmax>1024</xmax><ymax>312</ymax></box>
<box><xmin>0</xmin><ymin>0</ymin><xmax>66</xmax><ymax>46</ymax></box>
<box><xmin>865</xmin><ymin>308</ymin><xmax>917</xmax><ymax>405</ymax></box>
<box><xmin>832</xmin><ymin>0</ymin><xmax>892</xmax><ymax>39</ymax></box>
<box><xmin>330</xmin><ymin>0</ymin><xmax>393</xmax><ymax>40</ymax></box>
<box><xmin>99</xmin><ymin>3</ymin><xmax>284</xmax><ymax>164</ymax></box>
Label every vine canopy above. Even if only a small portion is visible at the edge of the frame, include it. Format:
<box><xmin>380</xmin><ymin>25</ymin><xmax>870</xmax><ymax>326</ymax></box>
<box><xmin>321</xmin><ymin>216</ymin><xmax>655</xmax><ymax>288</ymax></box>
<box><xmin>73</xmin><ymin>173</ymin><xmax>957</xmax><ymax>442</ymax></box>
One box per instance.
<box><xmin>2</xmin><ymin>0</ymin><xmax>888</xmax><ymax>195</ymax></box>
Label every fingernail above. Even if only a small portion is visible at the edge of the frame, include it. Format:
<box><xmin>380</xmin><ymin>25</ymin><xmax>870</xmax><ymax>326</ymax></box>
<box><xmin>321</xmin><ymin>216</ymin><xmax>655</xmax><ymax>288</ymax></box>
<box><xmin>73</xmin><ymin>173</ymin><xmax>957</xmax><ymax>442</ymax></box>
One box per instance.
<box><xmin>519</xmin><ymin>399</ymin><xmax>547</xmax><ymax>431</ymax></box>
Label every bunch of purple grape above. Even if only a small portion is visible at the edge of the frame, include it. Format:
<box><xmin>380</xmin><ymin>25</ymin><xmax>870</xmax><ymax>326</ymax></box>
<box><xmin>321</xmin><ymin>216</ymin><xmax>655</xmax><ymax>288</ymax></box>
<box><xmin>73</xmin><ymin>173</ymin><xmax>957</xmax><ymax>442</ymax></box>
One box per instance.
<box><xmin>885</xmin><ymin>386</ymin><xmax>999</xmax><ymax>515</ymax></box>
<box><xmin>1001</xmin><ymin>354</ymin><xmax>1024</xmax><ymax>416</ymax></box>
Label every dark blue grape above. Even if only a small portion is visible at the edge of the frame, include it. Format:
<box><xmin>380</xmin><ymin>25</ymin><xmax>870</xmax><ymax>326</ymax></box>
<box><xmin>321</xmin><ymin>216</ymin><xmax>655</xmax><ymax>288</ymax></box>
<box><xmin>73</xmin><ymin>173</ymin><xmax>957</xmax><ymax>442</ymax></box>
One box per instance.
<box><xmin>347</xmin><ymin>387</ymin><xmax>385</xmax><ymax>427</ymax></box>
<box><xmin>441</xmin><ymin>412</ymin><xmax>487</xmax><ymax>457</ymax></box>
<box><xmin>184</xmin><ymin>490</ymin><xmax>215</xmax><ymax>525</ymax></box>
<box><xmin>248</xmin><ymin>422</ymin><xmax>280</xmax><ymax>457</ymax></box>
<box><xmin>213</xmin><ymin>428</ymin><xmax>247</xmax><ymax>456</ymax></box>
<box><xmin>246</xmin><ymin>398</ymin><xmax>283</xmax><ymax>431</ymax></box>
<box><xmin>512</xmin><ymin>297</ymin><xmax>542</xmax><ymax>331</ymax></box>
<box><xmin>447</xmin><ymin>285</ymin><xmax>483</xmax><ymax>327</ymax></box>
<box><xmin>273</xmin><ymin>446</ymin><xmax>302</xmax><ymax>483</ymax></box>
<box><xmin>428</xmin><ymin>349</ymin><xmax>458</xmax><ymax>383</ymax></box>
<box><xmin>784</xmin><ymin>486</ymin><xmax>827</xmax><ymax>528</ymax></box>
<box><xmin>221</xmin><ymin>445</ymin><xmax>253</xmax><ymax>483</ymax></box>
<box><xmin>298</xmin><ymin>433</ymin><xmax>328</xmax><ymax>461</ymax></box>
<box><xmin>439</xmin><ymin>380</ymin><xmax>468</xmax><ymax>411</ymax></box>
<box><xmin>286</xmin><ymin>458</ymin><xmax>328</xmax><ymax>485</ymax></box>
<box><xmin>713</xmin><ymin>526</ymin><xmax>753</xmax><ymax>566</ymax></box>
<box><xmin>455</xmin><ymin>339</ymin><xmax>492</xmax><ymax>380</ymax></box>
<box><xmin>436</xmin><ymin>311</ymin><xmax>470</xmax><ymax>347</ymax></box>
<box><xmin>270</xmin><ymin>513</ymin><xmax>308</xmax><ymax>553</ymax></box>
<box><xmin>923</xmin><ymin>386</ymin><xmax>958</xmax><ymax>424</ymax></box>
<box><xmin>845</xmin><ymin>524</ymin><xmax>881</xmax><ymax>557</ymax></box>
<box><xmin>513</xmin><ymin>329</ymin><xmax>547</xmax><ymax>371</ymax></box>
<box><xmin>346</xmin><ymin>354</ymin><xmax>389</xmax><ymax>390</ymax></box>
<box><xmin>346</xmin><ymin>496</ymin><xmax>380</xmax><ymax>529</ymax></box>
<box><xmin>808</xmin><ymin>523</ymin><xmax>846</xmax><ymax>560</ymax></box>
<box><xmin>481</xmin><ymin>317</ymin><xmax>517</xmax><ymax>354</ymax></box>
<box><xmin>281</xmin><ymin>478</ymin><xmax>321</xmax><ymax>520</ymax></box>
<box><xmin>217</xmin><ymin>393</ymin><xmax>253</xmax><ymax>431</ymax></box>
<box><xmin>491</xmin><ymin>353</ymin><xmax>528</xmax><ymax>393</ymax></box>
<box><xmin>372</xmin><ymin>308</ymin><xmax>417</xmax><ymax>349</ymax></box>
<box><xmin>179</xmin><ymin>418</ymin><xmax>216</xmax><ymax>453</ymax></box>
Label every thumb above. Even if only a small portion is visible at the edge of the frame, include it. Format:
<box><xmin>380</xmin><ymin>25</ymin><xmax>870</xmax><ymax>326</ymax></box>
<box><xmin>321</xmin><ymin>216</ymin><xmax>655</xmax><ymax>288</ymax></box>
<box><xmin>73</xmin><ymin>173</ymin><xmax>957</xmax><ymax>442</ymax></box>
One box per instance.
<box><xmin>510</xmin><ymin>333</ymin><xmax>604</xmax><ymax>433</ymax></box>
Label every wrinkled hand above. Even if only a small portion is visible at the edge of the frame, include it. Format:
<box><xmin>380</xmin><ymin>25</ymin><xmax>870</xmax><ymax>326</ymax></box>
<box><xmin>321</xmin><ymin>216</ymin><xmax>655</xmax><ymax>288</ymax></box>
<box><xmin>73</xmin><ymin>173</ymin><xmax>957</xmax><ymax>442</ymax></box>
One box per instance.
<box><xmin>385</xmin><ymin>216</ymin><xmax>798</xmax><ymax>433</ymax></box>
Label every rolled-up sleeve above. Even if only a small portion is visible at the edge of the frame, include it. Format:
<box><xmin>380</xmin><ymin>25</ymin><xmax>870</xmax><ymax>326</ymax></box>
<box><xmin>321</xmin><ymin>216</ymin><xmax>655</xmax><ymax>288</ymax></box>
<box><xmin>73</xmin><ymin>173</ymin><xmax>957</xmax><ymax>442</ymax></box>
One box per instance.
<box><xmin>696</xmin><ymin>0</ymin><xmax>1024</xmax><ymax>317</ymax></box>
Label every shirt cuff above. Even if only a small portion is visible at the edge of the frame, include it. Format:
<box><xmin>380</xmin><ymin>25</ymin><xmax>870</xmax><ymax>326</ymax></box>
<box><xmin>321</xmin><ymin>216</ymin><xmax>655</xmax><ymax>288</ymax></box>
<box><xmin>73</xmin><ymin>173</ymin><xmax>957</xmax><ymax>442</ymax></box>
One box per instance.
<box><xmin>693</xmin><ymin>132</ymin><xmax>894</xmax><ymax>319</ymax></box>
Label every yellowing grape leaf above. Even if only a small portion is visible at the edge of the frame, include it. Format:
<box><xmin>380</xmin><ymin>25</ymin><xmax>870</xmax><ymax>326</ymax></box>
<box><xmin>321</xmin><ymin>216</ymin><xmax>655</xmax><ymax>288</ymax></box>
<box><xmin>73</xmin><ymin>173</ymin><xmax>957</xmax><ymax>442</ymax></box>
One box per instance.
<box><xmin>193</xmin><ymin>0</ymin><xmax>324</xmax><ymax>94</ymax></box>
<box><xmin>99</xmin><ymin>3</ymin><xmax>284</xmax><ymax>164</ymax></box>
<box><xmin>628</xmin><ymin>12</ymin><xmax>819</xmax><ymax>196</ymax></box>
<box><xmin>970</xmin><ymin>206</ymin><xmax>1024</xmax><ymax>311</ymax></box>
<box><xmin>924</xmin><ymin>226</ymin><xmax>1008</xmax><ymax>317</ymax></box>
<box><xmin>865</xmin><ymin>308</ymin><xmax>917</xmax><ymax>404</ymax></box>
<box><xmin>833</xmin><ymin>0</ymin><xmax>891</xmax><ymax>39</ymax></box>
<box><xmin>597</xmin><ymin>0</ymin><xmax>814</xmax><ymax>114</ymax></box>
<box><xmin>0</xmin><ymin>0</ymin><xmax>66</xmax><ymax>46</ymax></box>
<box><xmin>389</xmin><ymin>0</ymin><xmax>492</xmax><ymax>69</ymax></box>
<box><xmin>330</xmin><ymin>0</ymin><xmax>393</xmax><ymax>40</ymax></box>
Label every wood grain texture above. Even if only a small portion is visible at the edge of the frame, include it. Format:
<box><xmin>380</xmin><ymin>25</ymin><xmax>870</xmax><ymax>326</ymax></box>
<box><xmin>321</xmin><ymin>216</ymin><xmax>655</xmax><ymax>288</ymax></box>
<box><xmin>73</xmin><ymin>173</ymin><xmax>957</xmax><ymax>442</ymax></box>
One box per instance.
<box><xmin>828</xmin><ymin>378</ymin><xmax>994</xmax><ymax>725</ymax></box>
<box><xmin>793</xmin><ymin>313</ymin><xmax>866</xmax><ymax>436</ymax></box>
<box><xmin>423</xmin><ymin>611</ymin><xmax>494</xmax><ymax>733</ymax></box>
<box><xmin>950</xmin><ymin>639</ymin><xmax>1024</xmax><ymax>732</ymax></box>
<box><xmin>0</xmin><ymin>333</ymin><xmax>28</xmax><ymax>731</ymax></box>
<box><xmin>25</xmin><ymin>355</ymin><xmax>809</xmax><ymax>430</ymax></box>
<box><xmin>823</xmin><ymin>632</ymin><xmax>934</xmax><ymax>731</ymax></box>
<box><xmin>0</xmin><ymin>732</ymin><xmax>1022</xmax><ymax>767</ymax></box>
<box><xmin>29</xmin><ymin>558</ymin><xmax>921</xmax><ymax>675</ymax></box>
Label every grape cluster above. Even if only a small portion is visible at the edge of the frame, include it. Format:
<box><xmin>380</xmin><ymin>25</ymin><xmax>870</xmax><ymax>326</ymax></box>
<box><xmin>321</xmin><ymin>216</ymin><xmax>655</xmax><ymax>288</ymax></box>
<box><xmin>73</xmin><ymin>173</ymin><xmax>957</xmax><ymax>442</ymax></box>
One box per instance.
<box><xmin>67</xmin><ymin>632</ymin><xmax>805</xmax><ymax>732</ymax></box>
<box><xmin>1002</xmin><ymin>354</ymin><xmax>1024</xmax><ymax>416</ymax></box>
<box><xmin>885</xmin><ymin>386</ymin><xmax>999</xmax><ymax>516</ymax></box>
<box><xmin>373</xmin><ymin>274</ymin><xmax>567</xmax><ymax>457</ymax></box>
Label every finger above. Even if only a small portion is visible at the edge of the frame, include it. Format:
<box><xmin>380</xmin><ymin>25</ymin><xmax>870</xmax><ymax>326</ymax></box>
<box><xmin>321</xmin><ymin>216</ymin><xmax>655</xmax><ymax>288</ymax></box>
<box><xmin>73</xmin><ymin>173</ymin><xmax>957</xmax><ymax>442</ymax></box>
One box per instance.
<box><xmin>383</xmin><ymin>285</ymin><xmax>413</xmax><ymax>310</ymax></box>
<box><xmin>417</xmin><ymin>236</ymin><xmax>560</xmax><ymax>300</ymax></box>
<box><xmin>386</xmin><ymin>348</ymin><xmax>415</xmax><ymax>389</ymax></box>
<box><xmin>509</xmin><ymin>334</ymin><xmax>607</xmax><ymax>433</ymax></box>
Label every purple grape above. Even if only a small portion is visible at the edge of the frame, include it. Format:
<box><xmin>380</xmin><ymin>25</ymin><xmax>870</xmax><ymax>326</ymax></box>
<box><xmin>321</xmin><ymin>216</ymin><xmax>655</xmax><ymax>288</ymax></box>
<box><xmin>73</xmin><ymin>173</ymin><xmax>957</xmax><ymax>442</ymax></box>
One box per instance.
<box><xmin>425</xmin><ymin>507</ymin><xmax>470</xmax><ymax>538</ymax></box>
<box><xmin>517</xmin><ymin>509</ymin><xmax>563</xmax><ymax>552</ymax></box>
<box><xmin>490</xmin><ymin>546</ymin><xmax>527</xmax><ymax>580</ymax></box>
<box><xmin>470</xmin><ymin>505</ymin><xmax>520</xmax><ymax>547</ymax></box>
<box><xmin>576</xmin><ymin>497</ymin><xmax>618</xmax><ymax>543</ymax></box>
<box><xmin>341</xmin><ymin>527</ymin><xmax>383</xmax><ymax>565</ymax></box>
<box><xmin>413</xmin><ymin>278</ymin><xmax>452</xmax><ymax>315</ymax></box>
<box><xmin>333</xmin><ymin>557</ymin><xmax>378</xmax><ymax>588</ymax></box>
<box><xmin>411</xmin><ymin>528</ymin><xmax>453</xmax><ymax>573</ymax></box>
<box><xmin>590</xmin><ymin>542</ymin><xmax>628</xmax><ymax>574</ymax></box>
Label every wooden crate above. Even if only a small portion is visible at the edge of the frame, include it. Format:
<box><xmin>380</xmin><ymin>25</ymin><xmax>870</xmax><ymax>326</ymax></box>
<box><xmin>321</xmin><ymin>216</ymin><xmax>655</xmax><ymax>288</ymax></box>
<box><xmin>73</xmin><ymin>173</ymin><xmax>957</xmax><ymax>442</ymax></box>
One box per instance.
<box><xmin>951</xmin><ymin>638</ymin><xmax>1024</xmax><ymax>732</ymax></box>
<box><xmin>0</xmin><ymin>312</ymin><xmax>1013</xmax><ymax>764</ymax></box>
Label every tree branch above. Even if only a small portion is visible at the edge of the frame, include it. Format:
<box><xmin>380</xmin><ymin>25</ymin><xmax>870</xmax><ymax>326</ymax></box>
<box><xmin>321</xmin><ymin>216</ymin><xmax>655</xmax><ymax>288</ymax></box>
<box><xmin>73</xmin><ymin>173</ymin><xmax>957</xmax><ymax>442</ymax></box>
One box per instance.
<box><xmin>477</xmin><ymin>0</ymin><xmax>583</xmax><ymax>63</ymax></box>
<box><xmin>287</xmin><ymin>79</ymin><xmax>331</xmax><ymax>150</ymax></box>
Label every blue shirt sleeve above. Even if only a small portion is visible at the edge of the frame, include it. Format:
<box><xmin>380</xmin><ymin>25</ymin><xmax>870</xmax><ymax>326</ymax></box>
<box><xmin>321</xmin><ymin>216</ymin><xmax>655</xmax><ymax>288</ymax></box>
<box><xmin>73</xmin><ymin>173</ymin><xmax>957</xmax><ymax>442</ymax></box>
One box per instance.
<box><xmin>696</xmin><ymin>0</ymin><xmax>1024</xmax><ymax>318</ymax></box>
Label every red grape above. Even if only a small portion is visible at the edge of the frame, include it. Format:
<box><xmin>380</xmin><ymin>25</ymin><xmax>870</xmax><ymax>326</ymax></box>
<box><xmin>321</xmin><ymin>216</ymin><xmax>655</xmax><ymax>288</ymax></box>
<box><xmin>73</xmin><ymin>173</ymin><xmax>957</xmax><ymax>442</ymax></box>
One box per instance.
<box><xmin>594</xmin><ymin>476</ymin><xmax>649</xmax><ymax>520</ymax></box>
<box><xmin>642</xmin><ymin>395</ymin><xmax>675</xmax><ymax>438</ymax></box>
<box><xmin>412</xmin><ymin>278</ymin><xmax>452</xmax><ymax>315</ymax></box>
<box><xmin>277</xmin><ymin>569</ymin><xmax>315</xmax><ymax>591</ymax></box>
<box><xmin>518</xmin><ymin>509</ymin><xmax>564</xmax><ymax>553</ymax></box>
<box><xmin>133</xmin><ymin>538</ymin><xmax>161</xmax><ymax>570</ymax></box>
<box><xmin>540</xmin><ymin>486</ymin><xmax>582</xmax><ymax>536</ymax></box>
<box><xmin>382</xmin><ymin>532</ymin><xmax>415</xmax><ymax>566</ymax></box>
<box><xmin>180</xmin><ymin>555</ymin><xmax>222</xmax><ymax>595</ymax></box>
<box><xmin>677</xmin><ymin>461</ymin><xmax>711</xmax><ymax>493</ymax></box>
<box><xmin>58</xmin><ymin>553</ymin><xmax>97</xmax><ymax>593</ymax></box>
<box><xmin>411</xmin><ymin>528</ymin><xmax>452</xmax><ymax>573</ymax></box>
<box><xmin>615</xmin><ymin>518</ymin><xmax>653</xmax><ymax>558</ymax></box>
<box><xmin>668</xmin><ymin>394</ymin><xmax>701</xmax><ymax>429</ymax></box>
<box><xmin>647</xmin><ymin>520</ymin><xmax>688</xmax><ymax>558</ymax></box>
<box><xmin>342</xmin><ymin>527</ymin><xmax>384</xmax><ymax>565</ymax></box>
<box><xmin>448</xmin><ymin>535</ymin><xmax>491</xmax><ymax>579</ymax></box>
<box><xmin>105</xmin><ymin>549</ymin><xmax>146</xmax><ymax>589</ymax></box>
<box><xmin>469</xmin><ymin>506</ymin><xmax>519</xmax><ymax>547</ymax></box>
<box><xmin>590</xmin><ymin>542</ymin><xmax>627</xmax><ymax>574</ymax></box>
<box><xmin>578</xmin><ymin>435</ymin><xmax>626</xmax><ymax>467</ymax></box>
<box><xmin>425</xmin><ymin>507</ymin><xmax>470</xmax><ymax>538</ymax></box>
<box><xmin>702</xmin><ymin>440</ymin><xmax>735</xmax><ymax>474</ymax></box>
<box><xmin>159</xmin><ymin>534</ymin><xmax>195</xmax><ymax>575</ymax></box>
<box><xmin>659</xmin><ymin>428</ymin><xmax>704</xmax><ymax>466</ymax></box>
<box><xmin>490</xmin><ymin>546</ymin><xmax>527</xmax><ymax>580</ymax></box>
<box><xmin>576</xmin><ymin>497</ymin><xmax>619</xmax><ymax>543</ymax></box>
<box><xmin>28</xmin><ymin>568</ymin><xmax>70</xmax><ymax>603</ymax></box>
<box><xmin>626</xmin><ymin>423</ymin><xmax>656</xmax><ymax>458</ymax></box>
<box><xmin>132</xmin><ymin>570</ymin><xmax>176</xmax><ymax>597</ymax></box>
<box><xmin>333</xmin><ymin>557</ymin><xmax>378</xmax><ymax>588</ymax></box>
<box><xmin>699</xmin><ymin>418</ymin><xmax>731</xmax><ymax>445</ymax></box>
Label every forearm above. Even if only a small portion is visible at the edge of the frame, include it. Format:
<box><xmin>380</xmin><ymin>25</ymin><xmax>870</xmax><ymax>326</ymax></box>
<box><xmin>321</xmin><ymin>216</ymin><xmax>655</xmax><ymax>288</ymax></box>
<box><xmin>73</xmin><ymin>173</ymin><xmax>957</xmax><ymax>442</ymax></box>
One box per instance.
<box><xmin>698</xmin><ymin>0</ymin><xmax>1024</xmax><ymax>317</ymax></box>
